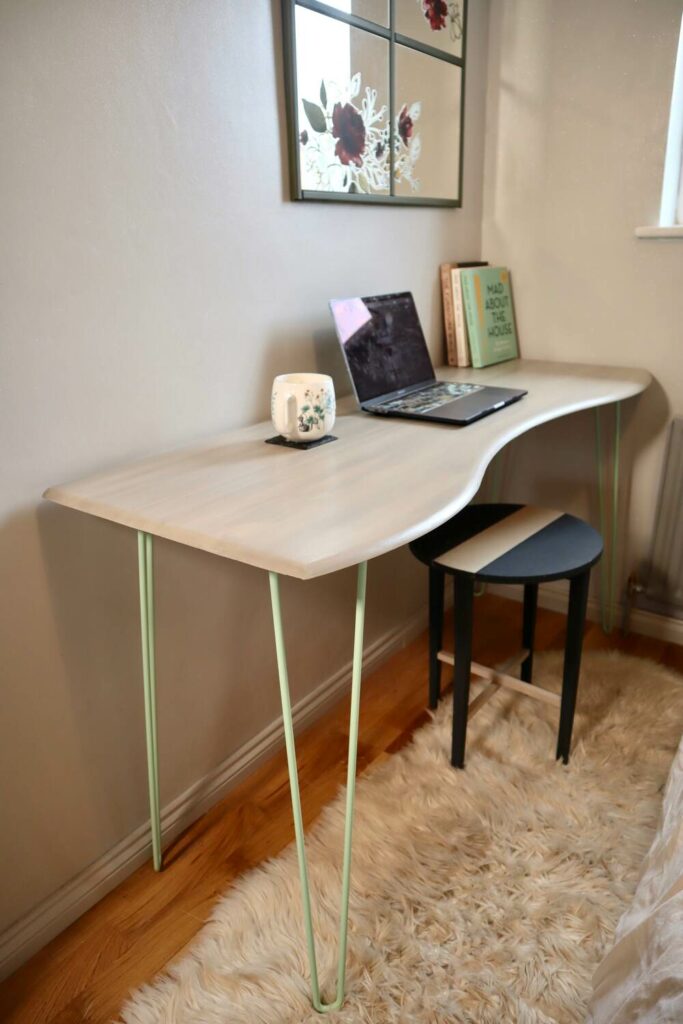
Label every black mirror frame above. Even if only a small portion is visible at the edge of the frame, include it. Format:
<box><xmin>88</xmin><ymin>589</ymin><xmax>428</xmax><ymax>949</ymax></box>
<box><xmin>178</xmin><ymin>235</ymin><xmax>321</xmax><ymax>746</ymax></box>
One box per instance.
<box><xmin>281</xmin><ymin>0</ymin><xmax>468</xmax><ymax>208</ymax></box>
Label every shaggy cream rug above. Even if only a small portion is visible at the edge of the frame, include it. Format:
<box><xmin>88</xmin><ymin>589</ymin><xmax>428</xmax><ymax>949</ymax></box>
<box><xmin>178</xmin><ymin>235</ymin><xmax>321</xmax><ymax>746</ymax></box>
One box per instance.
<box><xmin>119</xmin><ymin>652</ymin><xmax>683</xmax><ymax>1024</ymax></box>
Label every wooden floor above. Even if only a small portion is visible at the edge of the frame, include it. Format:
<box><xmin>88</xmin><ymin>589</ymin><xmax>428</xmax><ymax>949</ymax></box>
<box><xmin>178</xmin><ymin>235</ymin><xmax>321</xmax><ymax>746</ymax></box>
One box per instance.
<box><xmin>2</xmin><ymin>594</ymin><xmax>682</xmax><ymax>1024</ymax></box>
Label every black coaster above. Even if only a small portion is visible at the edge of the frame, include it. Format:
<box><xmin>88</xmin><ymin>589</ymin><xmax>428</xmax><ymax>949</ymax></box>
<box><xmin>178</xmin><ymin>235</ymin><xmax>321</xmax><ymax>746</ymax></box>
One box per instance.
<box><xmin>265</xmin><ymin>434</ymin><xmax>338</xmax><ymax>451</ymax></box>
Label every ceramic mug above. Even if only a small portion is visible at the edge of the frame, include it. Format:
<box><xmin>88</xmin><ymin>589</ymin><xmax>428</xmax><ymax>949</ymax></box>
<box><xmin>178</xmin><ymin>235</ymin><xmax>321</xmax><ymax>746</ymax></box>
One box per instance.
<box><xmin>271</xmin><ymin>373</ymin><xmax>335</xmax><ymax>442</ymax></box>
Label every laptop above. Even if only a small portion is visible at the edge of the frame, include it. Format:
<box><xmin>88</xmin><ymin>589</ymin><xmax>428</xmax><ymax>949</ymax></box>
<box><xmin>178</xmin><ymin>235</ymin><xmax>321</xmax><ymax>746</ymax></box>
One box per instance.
<box><xmin>329</xmin><ymin>291</ymin><xmax>526</xmax><ymax>425</ymax></box>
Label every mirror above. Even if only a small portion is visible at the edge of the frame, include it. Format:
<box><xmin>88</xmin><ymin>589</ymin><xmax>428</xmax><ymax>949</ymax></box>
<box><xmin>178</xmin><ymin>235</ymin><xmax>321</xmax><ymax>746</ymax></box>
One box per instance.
<box><xmin>322</xmin><ymin>1</ymin><xmax>389</xmax><ymax>27</ymax></box>
<box><xmin>282</xmin><ymin>0</ymin><xmax>467</xmax><ymax>207</ymax></box>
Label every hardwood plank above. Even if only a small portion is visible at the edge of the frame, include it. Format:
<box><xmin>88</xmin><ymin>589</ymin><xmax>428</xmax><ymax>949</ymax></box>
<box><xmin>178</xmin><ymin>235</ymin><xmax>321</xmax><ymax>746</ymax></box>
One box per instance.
<box><xmin>662</xmin><ymin>642</ymin><xmax>683</xmax><ymax>674</ymax></box>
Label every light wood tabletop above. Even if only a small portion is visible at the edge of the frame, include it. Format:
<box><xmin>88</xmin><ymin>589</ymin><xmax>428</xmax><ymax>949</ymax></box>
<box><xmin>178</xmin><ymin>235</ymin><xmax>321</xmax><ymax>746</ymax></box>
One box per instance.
<box><xmin>43</xmin><ymin>360</ymin><xmax>651</xmax><ymax>580</ymax></box>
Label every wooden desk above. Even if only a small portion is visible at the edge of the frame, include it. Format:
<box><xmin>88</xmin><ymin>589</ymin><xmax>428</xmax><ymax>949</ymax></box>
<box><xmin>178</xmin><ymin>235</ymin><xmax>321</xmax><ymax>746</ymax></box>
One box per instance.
<box><xmin>45</xmin><ymin>360</ymin><xmax>649</xmax><ymax>580</ymax></box>
<box><xmin>43</xmin><ymin>358</ymin><xmax>650</xmax><ymax>1011</ymax></box>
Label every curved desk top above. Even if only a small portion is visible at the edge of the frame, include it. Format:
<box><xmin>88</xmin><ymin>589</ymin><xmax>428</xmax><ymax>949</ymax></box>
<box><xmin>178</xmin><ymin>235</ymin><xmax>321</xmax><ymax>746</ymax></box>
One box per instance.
<box><xmin>44</xmin><ymin>360</ymin><xmax>650</xmax><ymax>580</ymax></box>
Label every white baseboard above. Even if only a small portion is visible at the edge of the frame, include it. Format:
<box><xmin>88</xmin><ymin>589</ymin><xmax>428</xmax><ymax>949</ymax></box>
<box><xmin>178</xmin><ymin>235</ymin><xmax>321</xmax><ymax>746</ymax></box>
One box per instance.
<box><xmin>486</xmin><ymin>582</ymin><xmax>683</xmax><ymax>645</ymax></box>
<box><xmin>0</xmin><ymin>606</ymin><xmax>428</xmax><ymax>982</ymax></box>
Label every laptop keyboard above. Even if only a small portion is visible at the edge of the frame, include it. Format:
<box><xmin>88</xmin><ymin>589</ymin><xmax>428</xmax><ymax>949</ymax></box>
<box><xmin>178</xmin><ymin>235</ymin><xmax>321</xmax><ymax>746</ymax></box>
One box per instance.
<box><xmin>373</xmin><ymin>381</ymin><xmax>484</xmax><ymax>415</ymax></box>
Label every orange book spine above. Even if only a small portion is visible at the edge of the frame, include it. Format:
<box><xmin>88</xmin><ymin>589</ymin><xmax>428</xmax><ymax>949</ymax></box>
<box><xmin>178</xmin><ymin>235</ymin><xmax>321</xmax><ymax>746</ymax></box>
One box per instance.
<box><xmin>440</xmin><ymin>263</ymin><xmax>458</xmax><ymax>366</ymax></box>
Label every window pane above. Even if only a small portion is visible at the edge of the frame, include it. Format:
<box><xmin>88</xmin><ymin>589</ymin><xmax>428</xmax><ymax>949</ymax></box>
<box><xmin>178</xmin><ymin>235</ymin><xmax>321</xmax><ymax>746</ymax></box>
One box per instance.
<box><xmin>394</xmin><ymin>45</ymin><xmax>461</xmax><ymax>200</ymax></box>
<box><xmin>295</xmin><ymin>8</ymin><xmax>390</xmax><ymax>195</ymax></box>
<box><xmin>395</xmin><ymin>0</ymin><xmax>464</xmax><ymax>59</ymax></box>
<box><xmin>319</xmin><ymin>0</ymin><xmax>389</xmax><ymax>27</ymax></box>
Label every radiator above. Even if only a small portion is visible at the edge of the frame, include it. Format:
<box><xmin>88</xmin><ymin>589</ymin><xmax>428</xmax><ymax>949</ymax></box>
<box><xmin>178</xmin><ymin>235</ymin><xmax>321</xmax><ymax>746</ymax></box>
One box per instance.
<box><xmin>635</xmin><ymin>418</ymin><xmax>683</xmax><ymax>620</ymax></box>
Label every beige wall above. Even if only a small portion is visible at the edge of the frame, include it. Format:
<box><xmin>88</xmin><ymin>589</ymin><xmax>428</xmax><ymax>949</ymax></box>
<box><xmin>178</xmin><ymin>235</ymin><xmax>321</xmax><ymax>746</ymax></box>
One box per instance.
<box><xmin>482</xmin><ymin>0</ymin><xmax>683</xmax><ymax>591</ymax></box>
<box><xmin>0</xmin><ymin>0</ymin><xmax>490</xmax><ymax>958</ymax></box>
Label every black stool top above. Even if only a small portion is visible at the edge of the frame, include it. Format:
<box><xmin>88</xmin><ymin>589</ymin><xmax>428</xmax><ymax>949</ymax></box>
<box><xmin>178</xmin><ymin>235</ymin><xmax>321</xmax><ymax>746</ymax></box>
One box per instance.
<box><xmin>409</xmin><ymin>503</ymin><xmax>603</xmax><ymax>584</ymax></box>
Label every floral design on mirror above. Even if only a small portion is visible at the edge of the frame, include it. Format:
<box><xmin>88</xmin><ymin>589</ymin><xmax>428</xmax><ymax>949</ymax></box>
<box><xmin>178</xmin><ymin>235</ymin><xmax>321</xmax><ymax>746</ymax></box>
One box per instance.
<box><xmin>282</xmin><ymin>0</ymin><xmax>467</xmax><ymax>207</ymax></box>
<box><xmin>298</xmin><ymin>73</ymin><xmax>422</xmax><ymax>194</ymax></box>
<box><xmin>418</xmin><ymin>0</ymin><xmax>463</xmax><ymax>41</ymax></box>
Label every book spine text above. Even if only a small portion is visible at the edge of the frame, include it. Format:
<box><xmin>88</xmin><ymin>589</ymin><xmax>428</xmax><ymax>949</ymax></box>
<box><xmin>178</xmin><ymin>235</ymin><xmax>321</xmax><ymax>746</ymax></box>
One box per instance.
<box><xmin>451</xmin><ymin>269</ymin><xmax>471</xmax><ymax>367</ymax></box>
<box><xmin>440</xmin><ymin>264</ymin><xmax>458</xmax><ymax>367</ymax></box>
<box><xmin>460</xmin><ymin>272</ymin><xmax>482</xmax><ymax>367</ymax></box>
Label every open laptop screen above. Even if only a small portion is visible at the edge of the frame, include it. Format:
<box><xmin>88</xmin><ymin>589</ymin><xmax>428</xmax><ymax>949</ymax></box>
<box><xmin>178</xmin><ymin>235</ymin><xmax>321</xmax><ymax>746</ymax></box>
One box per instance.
<box><xmin>330</xmin><ymin>292</ymin><xmax>435</xmax><ymax>404</ymax></box>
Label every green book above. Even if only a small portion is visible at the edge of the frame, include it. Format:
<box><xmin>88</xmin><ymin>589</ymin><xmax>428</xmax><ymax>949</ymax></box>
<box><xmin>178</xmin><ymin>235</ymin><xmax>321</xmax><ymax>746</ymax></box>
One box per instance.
<box><xmin>459</xmin><ymin>266</ymin><xmax>519</xmax><ymax>367</ymax></box>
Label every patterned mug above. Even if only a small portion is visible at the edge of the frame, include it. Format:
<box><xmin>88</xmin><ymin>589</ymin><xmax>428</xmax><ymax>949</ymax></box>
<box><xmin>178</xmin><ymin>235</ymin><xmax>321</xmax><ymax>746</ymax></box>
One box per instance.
<box><xmin>271</xmin><ymin>373</ymin><xmax>336</xmax><ymax>442</ymax></box>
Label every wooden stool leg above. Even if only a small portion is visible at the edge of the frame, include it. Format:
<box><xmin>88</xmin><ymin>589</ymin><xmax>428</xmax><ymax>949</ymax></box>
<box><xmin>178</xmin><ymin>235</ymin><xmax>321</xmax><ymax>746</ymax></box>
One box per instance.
<box><xmin>520</xmin><ymin>583</ymin><xmax>538</xmax><ymax>683</ymax></box>
<box><xmin>557</xmin><ymin>570</ymin><xmax>590</xmax><ymax>764</ymax></box>
<box><xmin>451</xmin><ymin>572</ymin><xmax>475</xmax><ymax>769</ymax></box>
<box><xmin>428</xmin><ymin>565</ymin><xmax>445</xmax><ymax>709</ymax></box>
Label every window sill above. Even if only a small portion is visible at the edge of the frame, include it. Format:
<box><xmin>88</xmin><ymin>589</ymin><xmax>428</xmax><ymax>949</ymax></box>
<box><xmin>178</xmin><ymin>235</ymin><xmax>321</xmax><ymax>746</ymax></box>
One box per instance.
<box><xmin>635</xmin><ymin>225</ymin><xmax>683</xmax><ymax>239</ymax></box>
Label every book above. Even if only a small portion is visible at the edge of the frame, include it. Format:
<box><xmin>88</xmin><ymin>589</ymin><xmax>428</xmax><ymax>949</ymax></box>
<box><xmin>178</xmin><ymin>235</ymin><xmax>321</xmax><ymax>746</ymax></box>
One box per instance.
<box><xmin>459</xmin><ymin>266</ymin><xmax>519</xmax><ymax>367</ymax></box>
<box><xmin>451</xmin><ymin>268</ymin><xmax>470</xmax><ymax>367</ymax></box>
<box><xmin>439</xmin><ymin>261</ymin><xmax>488</xmax><ymax>366</ymax></box>
<box><xmin>439</xmin><ymin>263</ymin><xmax>457</xmax><ymax>366</ymax></box>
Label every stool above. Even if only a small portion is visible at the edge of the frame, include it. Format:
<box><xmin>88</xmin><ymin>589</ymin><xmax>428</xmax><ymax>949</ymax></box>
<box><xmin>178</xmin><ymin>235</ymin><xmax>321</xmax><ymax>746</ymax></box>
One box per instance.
<box><xmin>409</xmin><ymin>504</ymin><xmax>603</xmax><ymax>768</ymax></box>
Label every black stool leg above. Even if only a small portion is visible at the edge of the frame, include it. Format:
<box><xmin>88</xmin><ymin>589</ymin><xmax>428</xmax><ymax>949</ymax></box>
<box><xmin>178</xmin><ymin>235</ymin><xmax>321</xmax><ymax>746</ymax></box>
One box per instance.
<box><xmin>428</xmin><ymin>565</ymin><xmax>445</xmax><ymax>709</ymax></box>
<box><xmin>451</xmin><ymin>572</ymin><xmax>475</xmax><ymax>769</ymax></box>
<box><xmin>520</xmin><ymin>583</ymin><xmax>538</xmax><ymax>683</ymax></box>
<box><xmin>557</xmin><ymin>570</ymin><xmax>590</xmax><ymax>764</ymax></box>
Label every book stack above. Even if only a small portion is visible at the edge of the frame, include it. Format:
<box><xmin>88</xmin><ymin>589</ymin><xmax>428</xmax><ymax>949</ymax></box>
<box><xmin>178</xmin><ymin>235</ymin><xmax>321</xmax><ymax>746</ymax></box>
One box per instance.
<box><xmin>440</xmin><ymin>262</ymin><xmax>519</xmax><ymax>368</ymax></box>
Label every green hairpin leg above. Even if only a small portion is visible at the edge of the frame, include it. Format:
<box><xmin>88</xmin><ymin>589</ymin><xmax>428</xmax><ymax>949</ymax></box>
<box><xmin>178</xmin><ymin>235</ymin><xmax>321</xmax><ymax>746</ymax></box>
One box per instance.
<box><xmin>137</xmin><ymin>531</ymin><xmax>162</xmax><ymax>871</ymax></box>
<box><xmin>269</xmin><ymin>562</ymin><xmax>367</xmax><ymax>1013</ymax></box>
<box><xmin>595</xmin><ymin>403</ymin><xmax>621</xmax><ymax>634</ymax></box>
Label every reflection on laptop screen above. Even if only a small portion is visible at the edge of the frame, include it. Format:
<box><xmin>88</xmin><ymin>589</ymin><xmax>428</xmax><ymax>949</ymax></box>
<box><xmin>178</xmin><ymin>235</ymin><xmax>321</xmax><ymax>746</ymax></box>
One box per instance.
<box><xmin>330</xmin><ymin>292</ymin><xmax>435</xmax><ymax>404</ymax></box>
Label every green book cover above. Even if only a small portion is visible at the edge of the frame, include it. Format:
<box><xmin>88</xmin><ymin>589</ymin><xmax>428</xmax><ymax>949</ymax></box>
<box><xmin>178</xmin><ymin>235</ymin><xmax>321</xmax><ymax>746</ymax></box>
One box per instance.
<box><xmin>460</xmin><ymin>267</ymin><xmax>519</xmax><ymax>367</ymax></box>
